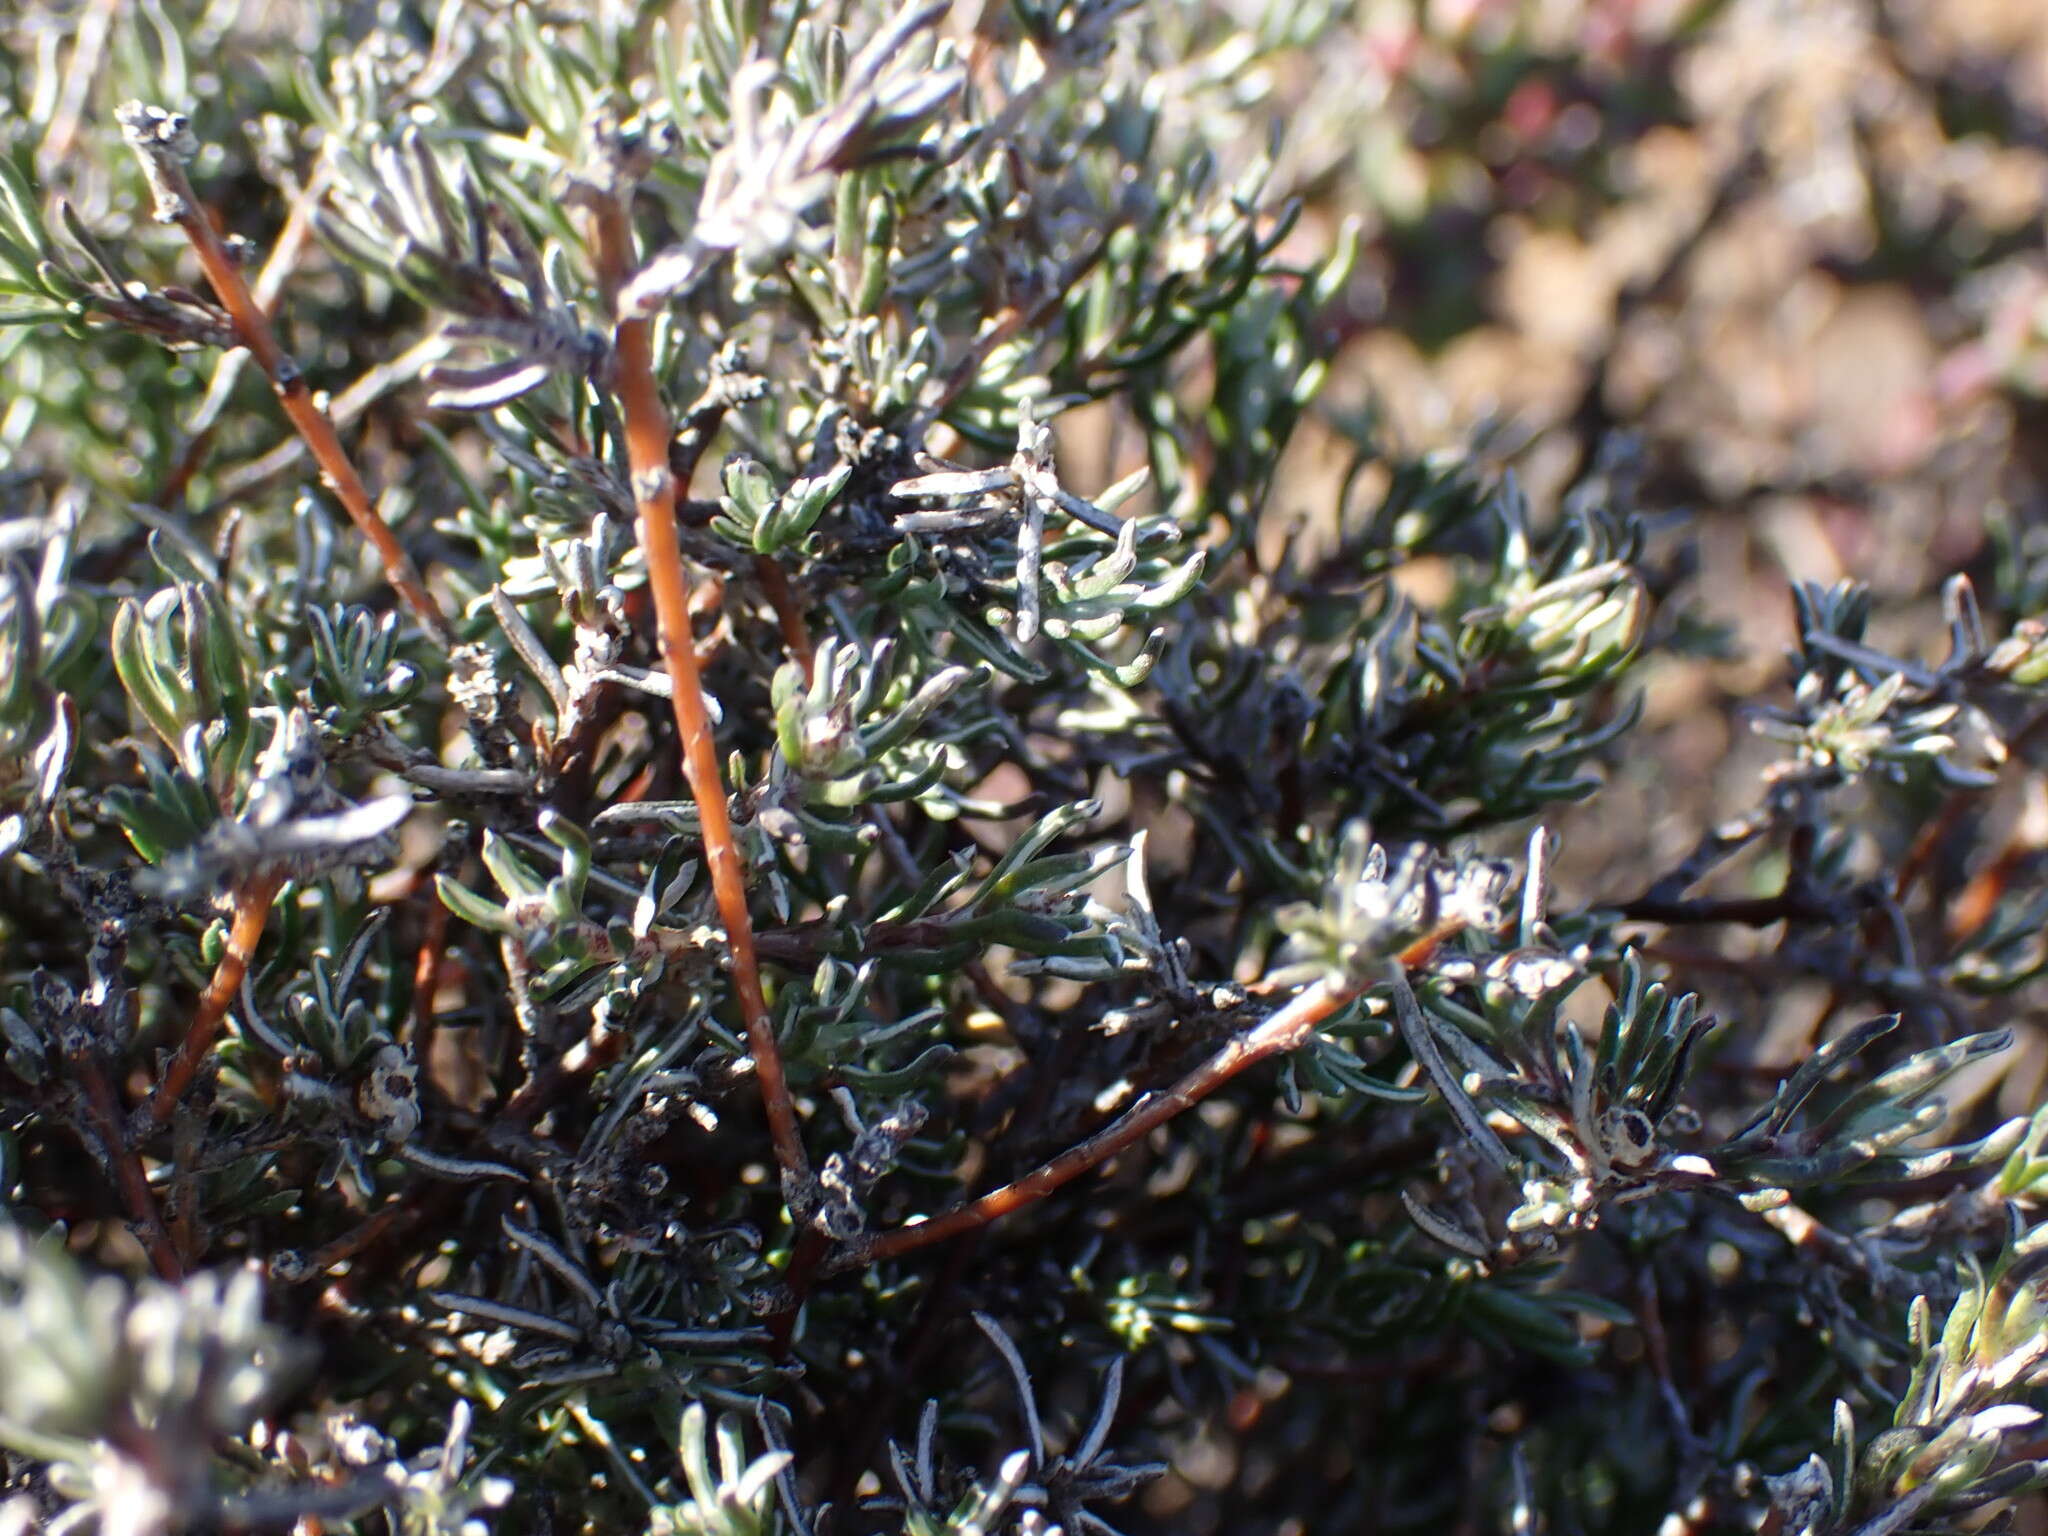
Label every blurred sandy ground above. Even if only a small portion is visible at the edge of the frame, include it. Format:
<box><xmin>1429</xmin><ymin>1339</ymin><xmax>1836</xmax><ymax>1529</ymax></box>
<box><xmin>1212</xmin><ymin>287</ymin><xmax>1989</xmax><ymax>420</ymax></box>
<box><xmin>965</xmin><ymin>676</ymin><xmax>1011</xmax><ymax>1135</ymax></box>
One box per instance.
<box><xmin>1319</xmin><ymin>26</ymin><xmax>2032</xmax><ymax>878</ymax></box>
<box><xmin>1128</xmin><ymin>5</ymin><xmax>2048</xmax><ymax>1523</ymax></box>
<box><xmin>1056</xmin><ymin>0</ymin><xmax>2048</xmax><ymax>1269</ymax></box>
<box><xmin>1376</xmin><ymin>5</ymin><xmax>2048</xmax><ymax>1085</ymax></box>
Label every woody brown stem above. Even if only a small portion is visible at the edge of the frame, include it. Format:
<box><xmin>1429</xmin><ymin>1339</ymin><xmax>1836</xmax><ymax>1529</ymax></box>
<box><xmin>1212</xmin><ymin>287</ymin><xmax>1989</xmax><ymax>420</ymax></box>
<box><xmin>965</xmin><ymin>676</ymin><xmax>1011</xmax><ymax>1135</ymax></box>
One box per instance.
<box><xmin>73</xmin><ymin>1048</ymin><xmax>184</xmax><ymax>1280</ymax></box>
<box><xmin>409</xmin><ymin>893</ymin><xmax>448</xmax><ymax>1073</ymax></box>
<box><xmin>292</xmin><ymin>1200</ymin><xmax>412</xmax><ymax>1283</ymax></box>
<box><xmin>839</xmin><ymin>922</ymin><xmax>1468</xmax><ymax>1269</ymax></box>
<box><xmin>755</xmin><ymin>553</ymin><xmax>816</xmax><ymax>679</ymax></box>
<box><xmin>842</xmin><ymin>976</ymin><xmax>1359</xmax><ymax>1268</ymax></box>
<box><xmin>588</xmin><ymin>193</ymin><xmax>811</xmax><ymax>1201</ymax></box>
<box><xmin>500</xmin><ymin>1010</ymin><xmax>628</xmax><ymax>1128</ymax></box>
<box><xmin>118</xmin><ymin>104</ymin><xmax>453</xmax><ymax>650</ymax></box>
<box><xmin>148</xmin><ymin>873</ymin><xmax>282</xmax><ymax>1129</ymax></box>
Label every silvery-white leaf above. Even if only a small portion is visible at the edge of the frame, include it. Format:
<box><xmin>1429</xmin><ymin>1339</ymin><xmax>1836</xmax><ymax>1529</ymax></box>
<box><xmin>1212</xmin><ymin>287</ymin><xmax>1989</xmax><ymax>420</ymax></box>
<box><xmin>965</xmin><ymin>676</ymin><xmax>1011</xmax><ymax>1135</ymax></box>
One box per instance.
<box><xmin>260</xmin><ymin>794</ymin><xmax>413</xmax><ymax>854</ymax></box>
<box><xmin>619</xmin><ymin>243</ymin><xmax>714</xmax><ymax>320</ymax></box>
<box><xmin>427</xmin><ymin>356</ymin><xmax>555</xmax><ymax>411</ymax></box>
<box><xmin>890</xmin><ymin>467</ymin><xmax>1015</xmax><ymax>498</ymax></box>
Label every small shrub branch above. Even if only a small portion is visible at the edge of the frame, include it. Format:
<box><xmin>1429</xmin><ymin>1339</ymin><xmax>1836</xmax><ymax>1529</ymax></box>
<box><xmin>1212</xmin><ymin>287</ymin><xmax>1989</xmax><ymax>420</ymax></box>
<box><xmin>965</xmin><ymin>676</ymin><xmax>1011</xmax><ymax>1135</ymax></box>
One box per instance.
<box><xmin>146</xmin><ymin>872</ymin><xmax>282</xmax><ymax>1130</ymax></box>
<box><xmin>116</xmin><ymin>102</ymin><xmax>454</xmax><ymax>650</ymax></box>
<box><xmin>844</xmin><ymin>924</ymin><xmax>1466</xmax><ymax>1269</ymax></box>
<box><xmin>587</xmin><ymin>191</ymin><xmax>812</xmax><ymax>1206</ymax></box>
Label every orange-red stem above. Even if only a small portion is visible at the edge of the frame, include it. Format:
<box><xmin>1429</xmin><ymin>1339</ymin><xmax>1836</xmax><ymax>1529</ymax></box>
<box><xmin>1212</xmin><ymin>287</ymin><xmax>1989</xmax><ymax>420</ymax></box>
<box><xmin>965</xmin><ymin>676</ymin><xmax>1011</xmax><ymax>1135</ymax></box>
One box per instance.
<box><xmin>145</xmin><ymin>139</ymin><xmax>451</xmax><ymax>649</ymax></box>
<box><xmin>591</xmin><ymin>199</ymin><xmax>810</xmax><ymax>1197</ymax></box>
<box><xmin>75</xmin><ymin>1051</ymin><xmax>184</xmax><ymax>1279</ymax></box>
<box><xmin>149</xmin><ymin>873</ymin><xmax>282</xmax><ymax>1128</ymax></box>
<box><xmin>846</xmin><ymin>923</ymin><xmax>1469</xmax><ymax>1268</ymax></box>
<box><xmin>754</xmin><ymin>553</ymin><xmax>815</xmax><ymax>679</ymax></box>
<box><xmin>850</xmin><ymin>976</ymin><xmax>1358</xmax><ymax>1266</ymax></box>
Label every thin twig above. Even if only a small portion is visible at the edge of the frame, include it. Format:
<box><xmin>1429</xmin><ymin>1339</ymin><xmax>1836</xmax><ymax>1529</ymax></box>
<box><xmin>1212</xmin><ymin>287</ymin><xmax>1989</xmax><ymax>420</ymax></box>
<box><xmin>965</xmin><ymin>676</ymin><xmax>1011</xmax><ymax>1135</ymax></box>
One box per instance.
<box><xmin>769</xmin><ymin>1231</ymin><xmax>829</xmax><ymax>1357</ymax></box>
<box><xmin>500</xmin><ymin>1012</ymin><xmax>626</xmax><ymax>1127</ymax></box>
<box><xmin>755</xmin><ymin>553</ymin><xmax>816</xmax><ymax>678</ymax></box>
<box><xmin>1630</xmin><ymin>800</ymin><xmax>1786</xmax><ymax>910</ymax></box>
<box><xmin>914</xmin><ymin>230</ymin><xmax>1115</xmax><ymax>432</ymax></box>
<box><xmin>751</xmin><ymin>532</ymin><xmax>817</xmax><ymax>1273</ymax></box>
<box><xmin>166</xmin><ymin>155</ymin><xmax>339</xmax><ymax>503</ymax></box>
<box><xmin>147</xmin><ymin>873</ymin><xmax>282</xmax><ymax>1129</ymax></box>
<box><xmin>587</xmin><ymin>187</ymin><xmax>811</xmax><ymax>1203</ymax></box>
<box><xmin>836</xmin><ymin>922</ymin><xmax>1468</xmax><ymax>1270</ymax></box>
<box><xmin>283</xmin><ymin>1201</ymin><xmax>415</xmax><ymax>1286</ymax></box>
<box><xmin>213</xmin><ymin>335</ymin><xmax>455</xmax><ymax>501</ymax></box>
<box><xmin>865</xmin><ymin>804</ymin><xmax>1029</xmax><ymax>1039</ymax></box>
<box><xmin>165</xmin><ymin>1104</ymin><xmax>203</xmax><ymax>1266</ymax></box>
<box><xmin>1618</xmin><ymin>889</ymin><xmax>1844</xmax><ymax>928</ymax></box>
<box><xmin>71</xmin><ymin>1048</ymin><xmax>184</xmax><ymax>1280</ymax></box>
<box><xmin>410</xmin><ymin>892</ymin><xmax>448</xmax><ymax>1078</ymax></box>
<box><xmin>840</xmin><ymin>977</ymin><xmax>1358</xmax><ymax>1267</ymax></box>
<box><xmin>117</xmin><ymin>103</ymin><xmax>454</xmax><ymax>649</ymax></box>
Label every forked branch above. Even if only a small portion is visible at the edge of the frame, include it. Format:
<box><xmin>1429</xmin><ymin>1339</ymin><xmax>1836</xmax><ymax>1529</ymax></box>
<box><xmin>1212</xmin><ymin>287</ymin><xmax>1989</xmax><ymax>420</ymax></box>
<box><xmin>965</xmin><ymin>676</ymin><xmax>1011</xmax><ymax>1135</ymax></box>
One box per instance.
<box><xmin>117</xmin><ymin>102</ymin><xmax>453</xmax><ymax>650</ymax></box>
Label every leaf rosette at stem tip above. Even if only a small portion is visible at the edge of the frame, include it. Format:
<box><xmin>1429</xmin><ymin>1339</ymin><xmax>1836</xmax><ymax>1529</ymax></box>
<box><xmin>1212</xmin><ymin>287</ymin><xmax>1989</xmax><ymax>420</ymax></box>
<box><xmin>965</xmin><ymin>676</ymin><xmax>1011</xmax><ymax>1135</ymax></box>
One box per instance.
<box><xmin>435</xmin><ymin>811</ymin><xmax>620</xmax><ymax>1004</ymax></box>
<box><xmin>303</xmin><ymin>604</ymin><xmax>424</xmax><ymax>737</ymax></box>
<box><xmin>1758</xmin><ymin>573</ymin><xmax>2048</xmax><ymax>791</ymax></box>
<box><xmin>1272</xmin><ymin>822</ymin><xmax>1517</xmax><ymax>993</ymax></box>
<box><xmin>616</xmin><ymin>1</ymin><xmax>964</xmax><ymax>315</ymax></box>
<box><xmin>124</xmin><ymin>708</ymin><xmax>412</xmax><ymax>901</ymax></box>
<box><xmin>767</xmin><ymin>634</ymin><xmax>979</xmax><ymax>813</ymax></box>
<box><xmin>1714</xmin><ymin>1015</ymin><xmax>2027</xmax><ymax>1190</ymax></box>
<box><xmin>1452</xmin><ymin>486</ymin><xmax>1648</xmax><ymax>699</ymax></box>
<box><xmin>100</xmin><ymin>727</ymin><xmax>222</xmax><ymax>870</ymax></box>
<box><xmin>110</xmin><ymin>575</ymin><xmax>256</xmax><ymax>791</ymax></box>
<box><xmin>646</xmin><ymin>1402</ymin><xmax>792</xmax><ymax>1536</ymax></box>
<box><xmin>715</xmin><ymin>454</ymin><xmax>853</xmax><ymax>555</ymax></box>
<box><xmin>888</xmin><ymin>396</ymin><xmax>1196</xmax><ymax>681</ymax></box>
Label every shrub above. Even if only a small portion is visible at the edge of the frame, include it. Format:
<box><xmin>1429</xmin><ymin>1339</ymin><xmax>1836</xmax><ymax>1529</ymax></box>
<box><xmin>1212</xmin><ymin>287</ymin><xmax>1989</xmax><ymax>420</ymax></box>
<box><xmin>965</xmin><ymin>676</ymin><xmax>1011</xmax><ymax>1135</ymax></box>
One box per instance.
<box><xmin>4</xmin><ymin>3</ymin><xmax>2048</xmax><ymax>1534</ymax></box>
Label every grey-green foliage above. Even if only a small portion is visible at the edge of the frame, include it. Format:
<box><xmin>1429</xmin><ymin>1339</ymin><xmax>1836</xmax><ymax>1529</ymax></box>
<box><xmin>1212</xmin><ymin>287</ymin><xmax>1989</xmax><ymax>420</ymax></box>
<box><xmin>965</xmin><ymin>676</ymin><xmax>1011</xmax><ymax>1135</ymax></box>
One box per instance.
<box><xmin>7</xmin><ymin>2</ymin><xmax>2048</xmax><ymax>1535</ymax></box>
<box><xmin>1769</xmin><ymin>1223</ymin><xmax>2048</xmax><ymax>1536</ymax></box>
<box><xmin>648</xmin><ymin>1404</ymin><xmax>790</xmax><ymax>1536</ymax></box>
<box><xmin>0</xmin><ymin>1224</ymin><xmax>291</xmax><ymax>1532</ymax></box>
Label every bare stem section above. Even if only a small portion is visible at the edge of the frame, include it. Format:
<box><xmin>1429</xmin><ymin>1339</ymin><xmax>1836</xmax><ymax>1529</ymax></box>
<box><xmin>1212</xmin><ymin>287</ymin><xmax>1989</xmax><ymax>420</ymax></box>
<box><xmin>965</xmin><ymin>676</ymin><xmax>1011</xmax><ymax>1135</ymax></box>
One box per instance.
<box><xmin>117</xmin><ymin>102</ymin><xmax>453</xmax><ymax>650</ymax></box>
<box><xmin>74</xmin><ymin>1048</ymin><xmax>184</xmax><ymax>1279</ymax></box>
<box><xmin>148</xmin><ymin>873</ymin><xmax>282</xmax><ymax>1129</ymax></box>
<box><xmin>754</xmin><ymin>553</ymin><xmax>816</xmax><ymax>679</ymax></box>
<box><xmin>852</xmin><ymin>978</ymin><xmax>1359</xmax><ymax>1266</ymax></box>
<box><xmin>587</xmin><ymin>196</ymin><xmax>811</xmax><ymax>1203</ymax></box>
<box><xmin>846</xmin><ymin>922</ymin><xmax>1471</xmax><ymax>1268</ymax></box>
